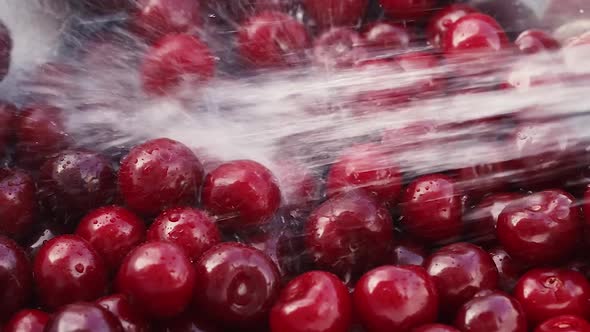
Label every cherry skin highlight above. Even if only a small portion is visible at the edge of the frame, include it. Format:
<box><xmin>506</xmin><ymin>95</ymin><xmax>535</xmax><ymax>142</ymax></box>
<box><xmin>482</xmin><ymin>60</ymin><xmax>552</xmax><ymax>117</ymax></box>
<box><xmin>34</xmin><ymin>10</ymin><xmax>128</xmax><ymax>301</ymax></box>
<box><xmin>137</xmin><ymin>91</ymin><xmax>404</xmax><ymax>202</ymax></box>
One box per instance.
<box><xmin>378</xmin><ymin>0</ymin><xmax>437</xmax><ymax>20</ymax></box>
<box><xmin>96</xmin><ymin>294</ymin><xmax>150</xmax><ymax>332</ymax></box>
<box><xmin>313</xmin><ymin>27</ymin><xmax>368</xmax><ymax>68</ymax></box>
<box><xmin>0</xmin><ymin>236</ymin><xmax>32</xmax><ymax>321</ymax></box>
<box><xmin>362</xmin><ymin>22</ymin><xmax>410</xmax><ymax>51</ymax></box>
<box><xmin>130</xmin><ymin>0</ymin><xmax>202</xmax><ymax>41</ymax></box>
<box><xmin>391</xmin><ymin>238</ymin><xmax>428</xmax><ymax>267</ymax></box>
<box><xmin>488</xmin><ymin>246</ymin><xmax>526</xmax><ymax>293</ymax></box>
<box><xmin>535</xmin><ymin>315</ymin><xmax>590</xmax><ymax>332</ymax></box>
<box><xmin>3</xmin><ymin>309</ymin><xmax>49</xmax><ymax>332</ymax></box>
<box><xmin>443</xmin><ymin>13</ymin><xmax>510</xmax><ymax>57</ymax></box>
<box><xmin>427</xmin><ymin>4</ymin><xmax>477</xmax><ymax>48</ymax></box>
<box><xmin>303</xmin><ymin>0</ymin><xmax>368</xmax><ymax>29</ymax></box>
<box><xmin>45</xmin><ymin>302</ymin><xmax>123</xmax><ymax>332</ymax></box>
<box><xmin>454</xmin><ymin>291</ymin><xmax>528</xmax><ymax>332</ymax></box>
<box><xmin>515</xmin><ymin>29</ymin><xmax>560</xmax><ymax>54</ymax></box>
<box><xmin>463</xmin><ymin>193</ymin><xmax>523</xmax><ymax>246</ymax></box>
<box><xmin>0</xmin><ymin>20</ymin><xmax>11</xmax><ymax>82</ymax></box>
<box><xmin>0</xmin><ymin>168</ymin><xmax>37</xmax><ymax>241</ymax></box>
<box><xmin>413</xmin><ymin>324</ymin><xmax>460</xmax><ymax>332</ymax></box>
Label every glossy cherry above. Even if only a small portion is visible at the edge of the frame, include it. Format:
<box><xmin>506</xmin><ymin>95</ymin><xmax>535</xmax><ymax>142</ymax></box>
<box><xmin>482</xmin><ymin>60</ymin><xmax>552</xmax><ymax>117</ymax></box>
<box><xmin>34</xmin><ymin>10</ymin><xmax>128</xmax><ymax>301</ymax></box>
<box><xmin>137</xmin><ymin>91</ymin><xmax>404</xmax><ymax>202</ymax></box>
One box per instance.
<box><xmin>0</xmin><ymin>236</ymin><xmax>32</xmax><ymax>321</ymax></box>
<box><xmin>303</xmin><ymin>0</ymin><xmax>368</xmax><ymax>29</ymax></box>
<box><xmin>0</xmin><ymin>20</ymin><xmax>11</xmax><ymax>82</ymax></box>
<box><xmin>497</xmin><ymin>190</ymin><xmax>580</xmax><ymax>265</ymax></box>
<box><xmin>424</xmin><ymin>242</ymin><xmax>499</xmax><ymax>317</ymax></box>
<box><xmin>270</xmin><ymin>271</ymin><xmax>352</xmax><ymax>332</ymax></box>
<box><xmin>76</xmin><ymin>206</ymin><xmax>145</xmax><ymax>272</ymax></box>
<box><xmin>45</xmin><ymin>302</ymin><xmax>123</xmax><ymax>332</ymax></box>
<box><xmin>193</xmin><ymin>242</ymin><xmax>281</xmax><ymax>329</ymax></box>
<box><xmin>443</xmin><ymin>13</ymin><xmax>510</xmax><ymax>57</ymax></box>
<box><xmin>535</xmin><ymin>315</ymin><xmax>590</xmax><ymax>332</ymax></box>
<box><xmin>515</xmin><ymin>29</ymin><xmax>560</xmax><ymax>54</ymax></box>
<box><xmin>237</xmin><ymin>11</ymin><xmax>309</xmax><ymax>67</ymax></box>
<box><xmin>488</xmin><ymin>246</ymin><xmax>526</xmax><ymax>293</ymax></box>
<box><xmin>514</xmin><ymin>268</ymin><xmax>590</xmax><ymax>325</ymax></box>
<box><xmin>130</xmin><ymin>0</ymin><xmax>202</xmax><ymax>41</ymax></box>
<box><xmin>313</xmin><ymin>27</ymin><xmax>368</xmax><ymax>68</ymax></box>
<box><xmin>354</xmin><ymin>265</ymin><xmax>438</xmax><ymax>331</ymax></box>
<box><xmin>401</xmin><ymin>174</ymin><xmax>462</xmax><ymax>242</ymax></box>
<box><xmin>427</xmin><ymin>4</ymin><xmax>477</xmax><ymax>48</ymax></box>
<box><xmin>454</xmin><ymin>291</ymin><xmax>528</xmax><ymax>332</ymax></box>
<box><xmin>119</xmin><ymin>138</ymin><xmax>203</xmax><ymax>217</ymax></box>
<box><xmin>116</xmin><ymin>241</ymin><xmax>195</xmax><ymax>318</ymax></box>
<box><xmin>413</xmin><ymin>324</ymin><xmax>460</xmax><ymax>332</ymax></box>
<box><xmin>0</xmin><ymin>168</ymin><xmax>37</xmax><ymax>240</ymax></box>
<box><xmin>201</xmin><ymin>160</ymin><xmax>280</xmax><ymax>230</ymax></box>
<box><xmin>379</xmin><ymin>0</ymin><xmax>437</xmax><ymax>20</ymax></box>
<box><xmin>33</xmin><ymin>235</ymin><xmax>107</xmax><ymax>310</ymax></box>
<box><xmin>362</xmin><ymin>22</ymin><xmax>410</xmax><ymax>51</ymax></box>
<box><xmin>391</xmin><ymin>238</ymin><xmax>428</xmax><ymax>267</ymax></box>
<box><xmin>3</xmin><ymin>309</ymin><xmax>49</xmax><ymax>332</ymax></box>
<box><xmin>147</xmin><ymin>207</ymin><xmax>220</xmax><ymax>262</ymax></box>
<box><xmin>96</xmin><ymin>294</ymin><xmax>150</xmax><ymax>332</ymax></box>
<box><xmin>142</xmin><ymin>34</ymin><xmax>214</xmax><ymax>96</ymax></box>
<box><xmin>0</xmin><ymin>102</ymin><xmax>16</xmax><ymax>152</ymax></box>
<box><xmin>463</xmin><ymin>193</ymin><xmax>523</xmax><ymax>246</ymax></box>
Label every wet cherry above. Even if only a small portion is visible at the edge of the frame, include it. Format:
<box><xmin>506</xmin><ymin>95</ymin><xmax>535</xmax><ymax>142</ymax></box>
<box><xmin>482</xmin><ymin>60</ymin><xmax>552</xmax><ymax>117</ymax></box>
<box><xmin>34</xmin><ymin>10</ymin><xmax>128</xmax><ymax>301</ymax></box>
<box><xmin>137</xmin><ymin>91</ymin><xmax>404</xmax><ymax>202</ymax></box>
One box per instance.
<box><xmin>443</xmin><ymin>13</ymin><xmax>510</xmax><ymax>57</ymax></box>
<box><xmin>488</xmin><ymin>246</ymin><xmax>527</xmax><ymax>293</ymax></box>
<box><xmin>45</xmin><ymin>302</ymin><xmax>123</xmax><ymax>332</ymax></box>
<box><xmin>0</xmin><ymin>168</ymin><xmax>37</xmax><ymax>240</ymax></box>
<box><xmin>413</xmin><ymin>324</ymin><xmax>460</xmax><ymax>332</ymax></box>
<box><xmin>391</xmin><ymin>238</ymin><xmax>428</xmax><ymax>267</ymax></box>
<box><xmin>96</xmin><ymin>294</ymin><xmax>150</xmax><ymax>332</ymax></box>
<box><xmin>303</xmin><ymin>0</ymin><xmax>368</xmax><ymax>29</ymax></box>
<box><xmin>515</xmin><ymin>29</ymin><xmax>560</xmax><ymax>54</ymax></box>
<box><xmin>463</xmin><ymin>193</ymin><xmax>523</xmax><ymax>246</ymax></box>
<box><xmin>313</xmin><ymin>27</ymin><xmax>368</xmax><ymax>68</ymax></box>
<box><xmin>427</xmin><ymin>4</ymin><xmax>477</xmax><ymax>48</ymax></box>
<box><xmin>454</xmin><ymin>291</ymin><xmax>528</xmax><ymax>332</ymax></box>
<box><xmin>362</xmin><ymin>22</ymin><xmax>410</xmax><ymax>51</ymax></box>
<box><xmin>3</xmin><ymin>309</ymin><xmax>49</xmax><ymax>332</ymax></box>
<box><xmin>0</xmin><ymin>236</ymin><xmax>32</xmax><ymax>321</ymax></box>
<box><xmin>130</xmin><ymin>0</ymin><xmax>202</xmax><ymax>41</ymax></box>
<box><xmin>535</xmin><ymin>315</ymin><xmax>590</xmax><ymax>332</ymax></box>
<box><xmin>0</xmin><ymin>102</ymin><xmax>16</xmax><ymax>153</ymax></box>
<box><xmin>378</xmin><ymin>0</ymin><xmax>437</xmax><ymax>20</ymax></box>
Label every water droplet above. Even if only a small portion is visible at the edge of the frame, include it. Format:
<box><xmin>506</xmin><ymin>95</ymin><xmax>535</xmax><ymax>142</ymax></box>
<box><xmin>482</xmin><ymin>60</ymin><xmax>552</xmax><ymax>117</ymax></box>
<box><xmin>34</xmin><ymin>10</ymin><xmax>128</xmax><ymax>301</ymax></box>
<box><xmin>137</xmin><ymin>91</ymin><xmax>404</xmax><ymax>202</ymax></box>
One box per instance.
<box><xmin>75</xmin><ymin>264</ymin><xmax>85</xmax><ymax>273</ymax></box>
<box><xmin>169</xmin><ymin>213</ymin><xmax>180</xmax><ymax>222</ymax></box>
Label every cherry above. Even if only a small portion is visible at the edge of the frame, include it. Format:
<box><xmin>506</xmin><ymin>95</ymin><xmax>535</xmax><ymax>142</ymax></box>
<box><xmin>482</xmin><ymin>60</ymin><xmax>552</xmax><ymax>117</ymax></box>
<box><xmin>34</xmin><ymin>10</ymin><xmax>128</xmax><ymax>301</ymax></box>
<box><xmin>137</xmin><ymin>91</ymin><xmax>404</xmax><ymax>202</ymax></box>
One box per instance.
<box><xmin>305</xmin><ymin>191</ymin><xmax>394</xmax><ymax>280</ymax></box>
<box><xmin>400</xmin><ymin>174</ymin><xmax>462</xmax><ymax>242</ymax></box>
<box><xmin>535</xmin><ymin>315</ymin><xmax>590</xmax><ymax>332</ymax></box>
<box><xmin>313</xmin><ymin>27</ymin><xmax>368</xmax><ymax>68</ymax></box>
<box><xmin>4</xmin><ymin>309</ymin><xmax>49</xmax><ymax>332</ymax></box>
<box><xmin>303</xmin><ymin>0</ymin><xmax>368</xmax><ymax>29</ymax></box>
<box><xmin>24</xmin><ymin>223</ymin><xmax>65</xmax><ymax>259</ymax></box>
<box><xmin>271</xmin><ymin>159</ymin><xmax>320</xmax><ymax>214</ymax></box>
<box><xmin>488</xmin><ymin>246</ymin><xmax>526</xmax><ymax>293</ymax></box>
<box><xmin>0</xmin><ymin>236</ymin><xmax>32</xmax><ymax>321</ymax></box>
<box><xmin>116</xmin><ymin>241</ymin><xmax>195</xmax><ymax>318</ymax></box>
<box><xmin>270</xmin><ymin>271</ymin><xmax>352</xmax><ymax>332</ymax></box>
<box><xmin>354</xmin><ymin>265</ymin><xmax>439</xmax><ymax>331</ymax></box>
<box><xmin>515</xmin><ymin>29</ymin><xmax>560</xmax><ymax>54</ymax></box>
<box><xmin>157</xmin><ymin>312</ymin><xmax>221</xmax><ymax>332</ymax></box>
<box><xmin>463</xmin><ymin>193</ymin><xmax>523</xmax><ymax>246</ymax></box>
<box><xmin>141</xmin><ymin>34</ymin><xmax>214</xmax><ymax>96</ymax></box>
<box><xmin>33</xmin><ymin>235</ymin><xmax>107</xmax><ymax>310</ymax></box>
<box><xmin>391</xmin><ymin>238</ymin><xmax>428</xmax><ymax>267</ymax></box>
<box><xmin>362</xmin><ymin>22</ymin><xmax>410</xmax><ymax>51</ymax></box>
<box><xmin>130</xmin><ymin>0</ymin><xmax>202</xmax><ymax>41</ymax></box>
<box><xmin>413</xmin><ymin>324</ymin><xmax>460</xmax><ymax>332</ymax></box>
<box><xmin>201</xmin><ymin>160</ymin><xmax>280</xmax><ymax>231</ymax></box>
<box><xmin>38</xmin><ymin>150</ymin><xmax>117</xmax><ymax>223</ymax></box>
<box><xmin>443</xmin><ymin>13</ymin><xmax>510</xmax><ymax>57</ymax></box>
<box><xmin>96</xmin><ymin>294</ymin><xmax>150</xmax><ymax>332</ymax></box>
<box><xmin>193</xmin><ymin>242</ymin><xmax>280</xmax><ymax>329</ymax></box>
<box><xmin>147</xmin><ymin>207</ymin><xmax>220</xmax><ymax>262</ymax></box>
<box><xmin>76</xmin><ymin>206</ymin><xmax>146</xmax><ymax>272</ymax></box>
<box><xmin>45</xmin><ymin>302</ymin><xmax>123</xmax><ymax>332</ymax></box>
<box><xmin>119</xmin><ymin>138</ymin><xmax>203</xmax><ymax>217</ymax></box>
<box><xmin>427</xmin><ymin>4</ymin><xmax>477</xmax><ymax>48</ymax></box>
<box><xmin>424</xmin><ymin>242</ymin><xmax>499</xmax><ymax>317</ymax></box>
<box><xmin>514</xmin><ymin>268</ymin><xmax>590</xmax><ymax>325</ymax></box>
<box><xmin>378</xmin><ymin>0</ymin><xmax>437</xmax><ymax>20</ymax></box>
<box><xmin>497</xmin><ymin>190</ymin><xmax>580</xmax><ymax>265</ymax></box>
<box><xmin>0</xmin><ymin>20</ymin><xmax>11</xmax><ymax>82</ymax></box>
<box><xmin>0</xmin><ymin>168</ymin><xmax>37</xmax><ymax>241</ymax></box>
<box><xmin>0</xmin><ymin>102</ymin><xmax>16</xmax><ymax>153</ymax></box>
<box><xmin>237</xmin><ymin>11</ymin><xmax>309</xmax><ymax>67</ymax></box>
<box><xmin>454</xmin><ymin>291</ymin><xmax>528</xmax><ymax>332</ymax></box>
<box><xmin>326</xmin><ymin>143</ymin><xmax>402</xmax><ymax>206</ymax></box>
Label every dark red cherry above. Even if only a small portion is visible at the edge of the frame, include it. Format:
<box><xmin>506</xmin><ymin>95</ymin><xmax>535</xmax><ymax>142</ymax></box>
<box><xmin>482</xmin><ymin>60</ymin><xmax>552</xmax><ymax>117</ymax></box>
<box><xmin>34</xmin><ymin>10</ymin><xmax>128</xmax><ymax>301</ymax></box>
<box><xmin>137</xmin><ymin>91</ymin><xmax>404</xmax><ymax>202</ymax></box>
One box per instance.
<box><xmin>0</xmin><ymin>168</ymin><xmax>37</xmax><ymax>240</ymax></box>
<box><xmin>443</xmin><ymin>13</ymin><xmax>510</xmax><ymax>57</ymax></box>
<box><xmin>142</xmin><ymin>33</ymin><xmax>214</xmax><ymax>96</ymax></box>
<box><xmin>4</xmin><ymin>309</ymin><xmax>49</xmax><ymax>332</ymax></box>
<box><xmin>96</xmin><ymin>294</ymin><xmax>150</xmax><ymax>332</ymax></box>
<box><xmin>516</xmin><ymin>29</ymin><xmax>560</xmax><ymax>54</ymax></box>
<box><xmin>497</xmin><ymin>190</ymin><xmax>580</xmax><ymax>266</ymax></box>
<box><xmin>313</xmin><ymin>27</ymin><xmax>368</xmax><ymax>68</ymax></box>
<box><xmin>119</xmin><ymin>138</ymin><xmax>203</xmax><ymax>217</ymax></box>
<box><xmin>514</xmin><ymin>268</ymin><xmax>590</xmax><ymax>325</ymax></box>
<box><xmin>0</xmin><ymin>102</ymin><xmax>16</xmax><ymax>152</ymax></box>
<box><xmin>305</xmin><ymin>191</ymin><xmax>394</xmax><ymax>280</ymax></box>
<box><xmin>391</xmin><ymin>238</ymin><xmax>428</xmax><ymax>267</ymax></box>
<box><xmin>76</xmin><ymin>206</ymin><xmax>145</xmax><ymax>272</ymax></box>
<box><xmin>201</xmin><ymin>160</ymin><xmax>280</xmax><ymax>230</ymax></box>
<box><xmin>33</xmin><ymin>235</ymin><xmax>107</xmax><ymax>310</ymax></box>
<box><xmin>427</xmin><ymin>4</ymin><xmax>477</xmax><ymax>48</ymax></box>
<box><xmin>327</xmin><ymin>143</ymin><xmax>402</xmax><ymax>206</ymax></box>
<box><xmin>130</xmin><ymin>0</ymin><xmax>202</xmax><ymax>41</ymax></box>
<box><xmin>45</xmin><ymin>302</ymin><xmax>123</xmax><ymax>332</ymax></box>
<box><xmin>0</xmin><ymin>20</ymin><xmax>11</xmax><ymax>82</ymax></box>
<box><xmin>193</xmin><ymin>242</ymin><xmax>280</xmax><ymax>329</ymax></box>
<box><xmin>378</xmin><ymin>0</ymin><xmax>437</xmax><ymax>20</ymax></box>
<box><xmin>116</xmin><ymin>241</ymin><xmax>195</xmax><ymax>318</ymax></box>
<box><xmin>454</xmin><ymin>291</ymin><xmax>527</xmax><ymax>332</ymax></box>
<box><xmin>413</xmin><ymin>324</ymin><xmax>460</xmax><ymax>332</ymax></box>
<box><xmin>24</xmin><ymin>222</ymin><xmax>65</xmax><ymax>259</ymax></box>
<box><xmin>237</xmin><ymin>11</ymin><xmax>309</xmax><ymax>67</ymax></box>
<box><xmin>0</xmin><ymin>236</ymin><xmax>32</xmax><ymax>321</ymax></box>
<box><xmin>535</xmin><ymin>315</ymin><xmax>590</xmax><ymax>332</ymax></box>
<box><xmin>270</xmin><ymin>271</ymin><xmax>352</xmax><ymax>332</ymax></box>
<box><xmin>362</xmin><ymin>22</ymin><xmax>410</xmax><ymax>51</ymax></box>
<box><xmin>488</xmin><ymin>246</ymin><xmax>526</xmax><ymax>293</ymax></box>
<box><xmin>463</xmin><ymin>193</ymin><xmax>523</xmax><ymax>246</ymax></box>
<box><xmin>157</xmin><ymin>312</ymin><xmax>221</xmax><ymax>332</ymax></box>
<box><xmin>425</xmin><ymin>242</ymin><xmax>499</xmax><ymax>317</ymax></box>
<box><xmin>39</xmin><ymin>150</ymin><xmax>117</xmax><ymax>223</ymax></box>
<box><xmin>303</xmin><ymin>0</ymin><xmax>368</xmax><ymax>29</ymax></box>
<box><xmin>354</xmin><ymin>265</ymin><xmax>438</xmax><ymax>331</ymax></box>
<box><xmin>401</xmin><ymin>174</ymin><xmax>462</xmax><ymax>243</ymax></box>
<box><xmin>147</xmin><ymin>207</ymin><xmax>220</xmax><ymax>262</ymax></box>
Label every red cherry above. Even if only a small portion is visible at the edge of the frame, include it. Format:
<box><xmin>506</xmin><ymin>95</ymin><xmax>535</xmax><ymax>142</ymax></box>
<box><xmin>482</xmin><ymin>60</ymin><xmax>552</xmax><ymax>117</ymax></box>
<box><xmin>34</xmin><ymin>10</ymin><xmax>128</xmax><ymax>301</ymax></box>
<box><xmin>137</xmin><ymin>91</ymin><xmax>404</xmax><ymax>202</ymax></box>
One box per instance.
<box><xmin>425</xmin><ymin>242</ymin><xmax>499</xmax><ymax>317</ymax></box>
<box><xmin>443</xmin><ymin>13</ymin><xmax>510</xmax><ymax>57</ymax></box>
<box><xmin>76</xmin><ymin>206</ymin><xmax>146</xmax><ymax>272</ymax></box>
<box><xmin>270</xmin><ymin>271</ymin><xmax>352</xmax><ymax>332</ymax></box>
<box><xmin>514</xmin><ymin>268</ymin><xmax>590</xmax><ymax>325</ymax></box>
<box><xmin>362</xmin><ymin>22</ymin><xmax>410</xmax><ymax>51</ymax></box>
<box><xmin>515</xmin><ymin>29</ymin><xmax>560</xmax><ymax>54</ymax></box>
<box><xmin>303</xmin><ymin>0</ymin><xmax>368</xmax><ymax>29</ymax></box>
<box><xmin>401</xmin><ymin>174</ymin><xmax>462</xmax><ymax>242</ymax></box>
<box><xmin>535</xmin><ymin>315</ymin><xmax>590</xmax><ymax>332</ymax></box>
<box><xmin>130</xmin><ymin>0</ymin><xmax>202</xmax><ymax>41</ymax></box>
<box><xmin>378</xmin><ymin>0</ymin><xmax>437</xmax><ymax>20</ymax></box>
<box><xmin>427</xmin><ymin>4</ymin><xmax>477</xmax><ymax>48</ymax></box>
<box><xmin>119</xmin><ymin>138</ymin><xmax>203</xmax><ymax>217</ymax></box>
<box><xmin>33</xmin><ymin>235</ymin><xmax>107</xmax><ymax>310</ymax></box>
<box><xmin>497</xmin><ymin>190</ymin><xmax>580</xmax><ymax>265</ymax></box>
<box><xmin>0</xmin><ymin>102</ymin><xmax>16</xmax><ymax>153</ymax></box>
<box><xmin>4</xmin><ymin>309</ymin><xmax>49</xmax><ymax>332</ymax></box>
<box><xmin>157</xmin><ymin>312</ymin><xmax>221</xmax><ymax>332</ymax></box>
<box><xmin>313</xmin><ymin>27</ymin><xmax>368</xmax><ymax>68</ymax></box>
<box><xmin>327</xmin><ymin>143</ymin><xmax>402</xmax><ymax>206</ymax></box>
<box><xmin>413</xmin><ymin>324</ymin><xmax>460</xmax><ymax>332</ymax></box>
<box><xmin>237</xmin><ymin>11</ymin><xmax>309</xmax><ymax>67</ymax></box>
<box><xmin>201</xmin><ymin>160</ymin><xmax>280</xmax><ymax>230</ymax></box>
<box><xmin>354</xmin><ymin>265</ymin><xmax>439</xmax><ymax>331</ymax></box>
<box><xmin>45</xmin><ymin>302</ymin><xmax>123</xmax><ymax>332</ymax></box>
<box><xmin>305</xmin><ymin>191</ymin><xmax>394</xmax><ymax>280</ymax></box>
<box><xmin>0</xmin><ymin>20</ymin><xmax>11</xmax><ymax>82</ymax></box>
<box><xmin>0</xmin><ymin>168</ymin><xmax>37</xmax><ymax>240</ymax></box>
<box><xmin>0</xmin><ymin>236</ymin><xmax>32</xmax><ymax>321</ymax></box>
<box><xmin>488</xmin><ymin>246</ymin><xmax>527</xmax><ymax>293</ymax></box>
<box><xmin>391</xmin><ymin>238</ymin><xmax>428</xmax><ymax>267</ymax></box>
<box><xmin>116</xmin><ymin>241</ymin><xmax>195</xmax><ymax>318</ymax></box>
<box><xmin>454</xmin><ymin>291</ymin><xmax>528</xmax><ymax>332</ymax></box>
<box><xmin>193</xmin><ymin>242</ymin><xmax>280</xmax><ymax>329</ymax></box>
<box><xmin>141</xmin><ymin>34</ymin><xmax>214</xmax><ymax>96</ymax></box>
<box><xmin>96</xmin><ymin>294</ymin><xmax>150</xmax><ymax>332</ymax></box>
<box><xmin>147</xmin><ymin>207</ymin><xmax>220</xmax><ymax>262</ymax></box>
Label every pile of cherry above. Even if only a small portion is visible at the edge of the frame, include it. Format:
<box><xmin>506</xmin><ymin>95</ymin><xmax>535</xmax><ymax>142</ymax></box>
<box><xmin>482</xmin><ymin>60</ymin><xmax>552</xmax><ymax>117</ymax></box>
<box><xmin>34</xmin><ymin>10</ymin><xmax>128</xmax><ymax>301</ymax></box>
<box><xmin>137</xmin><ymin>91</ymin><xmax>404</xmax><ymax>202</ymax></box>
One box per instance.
<box><xmin>2</xmin><ymin>0</ymin><xmax>590</xmax><ymax>332</ymax></box>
